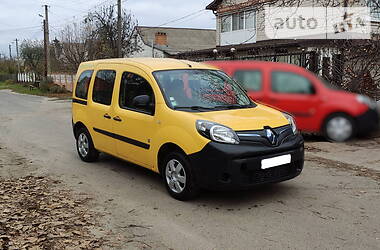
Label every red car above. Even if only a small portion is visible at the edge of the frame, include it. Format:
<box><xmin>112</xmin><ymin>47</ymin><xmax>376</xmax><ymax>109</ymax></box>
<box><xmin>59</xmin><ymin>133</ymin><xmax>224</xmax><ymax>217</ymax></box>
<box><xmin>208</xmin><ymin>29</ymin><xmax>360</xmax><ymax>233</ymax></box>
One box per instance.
<box><xmin>207</xmin><ymin>61</ymin><xmax>379</xmax><ymax>142</ymax></box>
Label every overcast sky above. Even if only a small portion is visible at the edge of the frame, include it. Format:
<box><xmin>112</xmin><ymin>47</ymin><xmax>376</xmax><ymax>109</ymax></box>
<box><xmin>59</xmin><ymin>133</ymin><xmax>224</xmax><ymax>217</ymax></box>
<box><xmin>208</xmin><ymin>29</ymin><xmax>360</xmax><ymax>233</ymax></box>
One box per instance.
<box><xmin>0</xmin><ymin>0</ymin><xmax>215</xmax><ymax>58</ymax></box>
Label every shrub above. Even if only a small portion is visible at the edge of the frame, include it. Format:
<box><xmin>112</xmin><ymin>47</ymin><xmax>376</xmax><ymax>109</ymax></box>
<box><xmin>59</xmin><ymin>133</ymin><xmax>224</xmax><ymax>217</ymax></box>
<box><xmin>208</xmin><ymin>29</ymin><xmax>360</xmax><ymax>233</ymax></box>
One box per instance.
<box><xmin>46</xmin><ymin>76</ymin><xmax>54</xmax><ymax>84</ymax></box>
<box><xmin>39</xmin><ymin>80</ymin><xmax>50</xmax><ymax>92</ymax></box>
<box><xmin>49</xmin><ymin>84</ymin><xmax>68</xmax><ymax>94</ymax></box>
<box><xmin>4</xmin><ymin>79</ymin><xmax>15</xmax><ymax>85</ymax></box>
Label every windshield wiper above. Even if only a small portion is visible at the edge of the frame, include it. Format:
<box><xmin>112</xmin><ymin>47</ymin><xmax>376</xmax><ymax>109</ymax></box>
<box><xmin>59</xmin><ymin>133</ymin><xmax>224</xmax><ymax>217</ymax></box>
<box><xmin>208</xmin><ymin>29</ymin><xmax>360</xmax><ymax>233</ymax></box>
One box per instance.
<box><xmin>214</xmin><ymin>104</ymin><xmax>253</xmax><ymax>109</ymax></box>
<box><xmin>174</xmin><ymin>106</ymin><xmax>216</xmax><ymax>111</ymax></box>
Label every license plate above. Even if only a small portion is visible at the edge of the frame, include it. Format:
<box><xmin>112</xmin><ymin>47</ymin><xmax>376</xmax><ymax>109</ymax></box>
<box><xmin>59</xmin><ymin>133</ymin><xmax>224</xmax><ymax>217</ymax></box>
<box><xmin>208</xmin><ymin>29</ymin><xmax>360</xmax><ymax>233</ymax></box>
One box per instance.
<box><xmin>261</xmin><ymin>154</ymin><xmax>291</xmax><ymax>169</ymax></box>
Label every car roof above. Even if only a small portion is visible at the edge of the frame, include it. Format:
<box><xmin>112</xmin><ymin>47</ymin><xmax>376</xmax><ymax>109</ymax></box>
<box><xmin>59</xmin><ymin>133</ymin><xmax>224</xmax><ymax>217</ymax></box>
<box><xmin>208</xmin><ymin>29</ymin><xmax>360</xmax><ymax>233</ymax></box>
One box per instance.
<box><xmin>79</xmin><ymin>58</ymin><xmax>217</xmax><ymax>72</ymax></box>
<box><xmin>207</xmin><ymin>60</ymin><xmax>307</xmax><ymax>71</ymax></box>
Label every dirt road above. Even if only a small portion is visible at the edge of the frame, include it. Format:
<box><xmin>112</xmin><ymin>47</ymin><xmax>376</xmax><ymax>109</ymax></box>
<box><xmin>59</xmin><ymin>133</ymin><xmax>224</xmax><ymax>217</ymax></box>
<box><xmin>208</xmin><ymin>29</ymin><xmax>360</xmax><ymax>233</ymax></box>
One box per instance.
<box><xmin>0</xmin><ymin>89</ymin><xmax>379</xmax><ymax>249</ymax></box>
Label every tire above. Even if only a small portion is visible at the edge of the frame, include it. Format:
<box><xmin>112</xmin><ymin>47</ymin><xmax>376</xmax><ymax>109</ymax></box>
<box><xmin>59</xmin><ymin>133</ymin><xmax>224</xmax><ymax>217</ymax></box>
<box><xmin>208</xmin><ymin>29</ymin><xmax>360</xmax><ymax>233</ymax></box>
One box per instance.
<box><xmin>162</xmin><ymin>151</ymin><xmax>200</xmax><ymax>201</ymax></box>
<box><xmin>75</xmin><ymin>127</ymin><xmax>99</xmax><ymax>162</ymax></box>
<box><xmin>323</xmin><ymin>113</ymin><xmax>356</xmax><ymax>142</ymax></box>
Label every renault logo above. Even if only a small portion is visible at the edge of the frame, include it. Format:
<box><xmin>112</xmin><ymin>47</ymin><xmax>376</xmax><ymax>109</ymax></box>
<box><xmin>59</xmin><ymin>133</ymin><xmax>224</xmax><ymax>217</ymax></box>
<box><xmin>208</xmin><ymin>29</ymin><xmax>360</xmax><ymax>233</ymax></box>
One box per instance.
<box><xmin>265</xmin><ymin>128</ymin><xmax>277</xmax><ymax>145</ymax></box>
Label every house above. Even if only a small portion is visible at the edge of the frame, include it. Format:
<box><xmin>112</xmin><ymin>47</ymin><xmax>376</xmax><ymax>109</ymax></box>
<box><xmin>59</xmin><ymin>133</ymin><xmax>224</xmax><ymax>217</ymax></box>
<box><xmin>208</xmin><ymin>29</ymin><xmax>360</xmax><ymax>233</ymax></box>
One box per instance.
<box><xmin>130</xmin><ymin>26</ymin><xmax>216</xmax><ymax>58</ymax></box>
<box><xmin>175</xmin><ymin>0</ymin><xmax>379</xmax><ymax>96</ymax></box>
<box><xmin>206</xmin><ymin>0</ymin><xmax>379</xmax><ymax>46</ymax></box>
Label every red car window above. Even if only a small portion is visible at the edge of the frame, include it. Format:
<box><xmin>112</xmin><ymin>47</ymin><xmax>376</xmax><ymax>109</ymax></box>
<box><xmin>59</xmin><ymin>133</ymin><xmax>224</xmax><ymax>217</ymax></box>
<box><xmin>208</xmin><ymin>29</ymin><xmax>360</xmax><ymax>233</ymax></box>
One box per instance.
<box><xmin>271</xmin><ymin>71</ymin><xmax>316</xmax><ymax>94</ymax></box>
<box><xmin>233</xmin><ymin>70</ymin><xmax>263</xmax><ymax>91</ymax></box>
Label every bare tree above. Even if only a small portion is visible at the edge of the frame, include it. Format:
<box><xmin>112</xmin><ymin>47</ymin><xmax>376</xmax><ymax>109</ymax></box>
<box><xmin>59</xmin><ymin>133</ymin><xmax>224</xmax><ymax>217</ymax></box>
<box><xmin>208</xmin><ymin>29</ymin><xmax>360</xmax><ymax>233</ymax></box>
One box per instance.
<box><xmin>325</xmin><ymin>39</ymin><xmax>380</xmax><ymax>98</ymax></box>
<box><xmin>51</xmin><ymin>4</ymin><xmax>140</xmax><ymax>72</ymax></box>
<box><xmin>54</xmin><ymin>22</ymin><xmax>99</xmax><ymax>71</ymax></box>
<box><xmin>86</xmin><ymin>5</ymin><xmax>140</xmax><ymax>58</ymax></box>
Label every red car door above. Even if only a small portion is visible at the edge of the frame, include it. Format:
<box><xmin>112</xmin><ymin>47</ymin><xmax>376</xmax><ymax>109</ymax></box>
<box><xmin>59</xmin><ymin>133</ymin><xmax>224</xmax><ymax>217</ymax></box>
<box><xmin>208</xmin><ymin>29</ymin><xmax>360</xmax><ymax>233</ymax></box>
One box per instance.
<box><xmin>266</xmin><ymin>70</ymin><xmax>321</xmax><ymax>132</ymax></box>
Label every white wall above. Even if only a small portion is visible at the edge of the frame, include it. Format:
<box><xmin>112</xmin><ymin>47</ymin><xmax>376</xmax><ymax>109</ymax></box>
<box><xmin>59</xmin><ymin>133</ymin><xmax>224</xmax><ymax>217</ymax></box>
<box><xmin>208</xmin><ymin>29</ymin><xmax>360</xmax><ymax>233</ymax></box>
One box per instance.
<box><xmin>129</xmin><ymin>34</ymin><xmax>166</xmax><ymax>58</ymax></box>
<box><xmin>220</xmin><ymin>28</ymin><xmax>257</xmax><ymax>45</ymax></box>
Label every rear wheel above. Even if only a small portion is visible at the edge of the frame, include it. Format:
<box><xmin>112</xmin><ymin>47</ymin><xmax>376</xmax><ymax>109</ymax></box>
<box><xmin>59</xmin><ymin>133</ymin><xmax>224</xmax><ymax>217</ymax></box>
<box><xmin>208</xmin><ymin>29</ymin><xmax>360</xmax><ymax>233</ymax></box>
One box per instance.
<box><xmin>162</xmin><ymin>151</ymin><xmax>200</xmax><ymax>201</ymax></box>
<box><xmin>76</xmin><ymin>127</ymin><xmax>99</xmax><ymax>162</ymax></box>
<box><xmin>323</xmin><ymin>113</ymin><xmax>355</xmax><ymax>142</ymax></box>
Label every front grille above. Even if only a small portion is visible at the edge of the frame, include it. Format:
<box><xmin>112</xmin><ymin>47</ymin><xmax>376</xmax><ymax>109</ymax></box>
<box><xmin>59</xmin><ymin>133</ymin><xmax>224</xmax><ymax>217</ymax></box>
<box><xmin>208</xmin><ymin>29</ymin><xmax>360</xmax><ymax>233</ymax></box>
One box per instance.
<box><xmin>236</xmin><ymin>125</ymin><xmax>294</xmax><ymax>147</ymax></box>
<box><xmin>243</xmin><ymin>163</ymin><xmax>297</xmax><ymax>184</ymax></box>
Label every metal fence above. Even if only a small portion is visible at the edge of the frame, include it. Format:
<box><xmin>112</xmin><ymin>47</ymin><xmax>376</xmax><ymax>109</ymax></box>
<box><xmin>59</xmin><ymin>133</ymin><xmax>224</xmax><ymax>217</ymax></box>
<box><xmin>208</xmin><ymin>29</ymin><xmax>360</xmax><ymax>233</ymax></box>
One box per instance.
<box><xmin>15</xmin><ymin>72</ymin><xmax>75</xmax><ymax>92</ymax></box>
<box><xmin>17</xmin><ymin>73</ymin><xmax>37</xmax><ymax>83</ymax></box>
<box><xmin>49</xmin><ymin>74</ymin><xmax>76</xmax><ymax>92</ymax></box>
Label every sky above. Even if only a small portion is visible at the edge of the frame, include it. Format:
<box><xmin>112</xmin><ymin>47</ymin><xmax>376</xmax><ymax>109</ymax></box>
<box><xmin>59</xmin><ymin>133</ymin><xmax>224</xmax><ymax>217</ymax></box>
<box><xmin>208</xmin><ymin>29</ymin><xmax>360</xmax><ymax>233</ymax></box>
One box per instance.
<box><xmin>0</xmin><ymin>0</ymin><xmax>216</xmax><ymax>58</ymax></box>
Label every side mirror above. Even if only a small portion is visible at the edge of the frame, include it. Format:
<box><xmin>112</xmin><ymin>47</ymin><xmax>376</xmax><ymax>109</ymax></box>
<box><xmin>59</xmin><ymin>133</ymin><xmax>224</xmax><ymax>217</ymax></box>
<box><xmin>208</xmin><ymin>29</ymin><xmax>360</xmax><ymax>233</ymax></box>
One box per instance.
<box><xmin>132</xmin><ymin>95</ymin><xmax>150</xmax><ymax>108</ymax></box>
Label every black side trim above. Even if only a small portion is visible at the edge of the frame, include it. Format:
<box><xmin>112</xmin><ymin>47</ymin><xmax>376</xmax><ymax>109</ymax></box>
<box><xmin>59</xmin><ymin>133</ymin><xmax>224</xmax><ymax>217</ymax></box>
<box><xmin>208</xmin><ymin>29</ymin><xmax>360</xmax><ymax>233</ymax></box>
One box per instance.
<box><xmin>355</xmin><ymin>108</ymin><xmax>379</xmax><ymax>134</ymax></box>
<box><xmin>93</xmin><ymin>127</ymin><xmax>150</xmax><ymax>149</ymax></box>
<box><xmin>72</xmin><ymin>98</ymin><xmax>87</xmax><ymax>105</ymax></box>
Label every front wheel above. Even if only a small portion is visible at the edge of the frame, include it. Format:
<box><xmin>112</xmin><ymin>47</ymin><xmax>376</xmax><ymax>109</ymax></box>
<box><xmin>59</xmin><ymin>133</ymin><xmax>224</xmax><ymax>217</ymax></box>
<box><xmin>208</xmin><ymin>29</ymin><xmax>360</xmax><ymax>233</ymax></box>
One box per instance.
<box><xmin>162</xmin><ymin>151</ymin><xmax>200</xmax><ymax>201</ymax></box>
<box><xmin>76</xmin><ymin>127</ymin><xmax>99</xmax><ymax>162</ymax></box>
<box><xmin>323</xmin><ymin>113</ymin><xmax>355</xmax><ymax>142</ymax></box>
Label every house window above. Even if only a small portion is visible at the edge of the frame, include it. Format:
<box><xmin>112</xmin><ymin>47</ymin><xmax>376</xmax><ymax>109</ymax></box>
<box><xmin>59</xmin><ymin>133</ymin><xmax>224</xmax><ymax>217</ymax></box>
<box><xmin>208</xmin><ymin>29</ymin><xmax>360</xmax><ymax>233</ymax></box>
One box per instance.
<box><xmin>232</xmin><ymin>12</ymin><xmax>244</xmax><ymax>30</ymax></box>
<box><xmin>245</xmin><ymin>10</ymin><xmax>256</xmax><ymax>29</ymax></box>
<box><xmin>221</xmin><ymin>10</ymin><xmax>256</xmax><ymax>33</ymax></box>
<box><xmin>368</xmin><ymin>0</ymin><xmax>380</xmax><ymax>20</ymax></box>
<box><xmin>221</xmin><ymin>15</ymin><xmax>231</xmax><ymax>32</ymax></box>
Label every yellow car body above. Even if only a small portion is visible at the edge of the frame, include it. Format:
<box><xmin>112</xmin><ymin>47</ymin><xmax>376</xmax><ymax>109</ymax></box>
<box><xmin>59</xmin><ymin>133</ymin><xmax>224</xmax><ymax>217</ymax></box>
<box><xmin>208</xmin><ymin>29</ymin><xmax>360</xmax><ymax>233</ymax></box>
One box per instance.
<box><xmin>72</xmin><ymin>58</ymin><xmax>304</xmax><ymax>200</ymax></box>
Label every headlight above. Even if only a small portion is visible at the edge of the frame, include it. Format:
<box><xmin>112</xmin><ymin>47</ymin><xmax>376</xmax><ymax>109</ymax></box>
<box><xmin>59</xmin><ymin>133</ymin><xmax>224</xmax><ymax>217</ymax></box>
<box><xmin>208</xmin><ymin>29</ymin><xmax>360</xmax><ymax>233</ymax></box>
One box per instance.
<box><xmin>356</xmin><ymin>95</ymin><xmax>377</xmax><ymax>109</ymax></box>
<box><xmin>196</xmin><ymin>120</ymin><xmax>240</xmax><ymax>144</ymax></box>
<box><xmin>283</xmin><ymin>113</ymin><xmax>297</xmax><ymax>134</ymax></box>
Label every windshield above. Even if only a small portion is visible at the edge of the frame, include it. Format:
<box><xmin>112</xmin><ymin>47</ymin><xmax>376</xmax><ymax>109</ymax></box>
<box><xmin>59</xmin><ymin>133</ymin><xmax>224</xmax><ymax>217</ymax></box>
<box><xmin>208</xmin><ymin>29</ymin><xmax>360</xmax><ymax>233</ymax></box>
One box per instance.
<box><xmin>153</xmin><ymin>69</ymin><xmax>254</xmax><ymax>111</ymax></box>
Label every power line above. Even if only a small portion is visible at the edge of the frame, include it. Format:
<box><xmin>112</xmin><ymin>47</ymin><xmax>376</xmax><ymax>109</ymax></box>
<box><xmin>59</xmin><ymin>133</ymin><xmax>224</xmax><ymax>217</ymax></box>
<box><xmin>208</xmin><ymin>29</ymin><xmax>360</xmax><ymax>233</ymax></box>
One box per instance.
<box><xmin>49</xmin><ymin>0</ymin><xmax>115</xmax><ymax>29</ymax></box>
<box><xmin>0</xmin><ymin>25</ymin><xmax>42</xmax><ymax>33</ymax></box>
<box><xmin>172</xmin><ymin>11</ymin><xmax>208</xmax><ymax>26</ymax></box>
<box><xmin>154</xmin><ymin>9</ymin><xmax>206</xmax><ymax>28</ymax></box>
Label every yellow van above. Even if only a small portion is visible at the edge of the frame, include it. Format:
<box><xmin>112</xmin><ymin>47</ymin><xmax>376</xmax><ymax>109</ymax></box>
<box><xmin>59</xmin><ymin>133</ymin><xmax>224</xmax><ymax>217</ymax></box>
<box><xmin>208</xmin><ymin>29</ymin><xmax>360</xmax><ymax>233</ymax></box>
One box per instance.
<box><xmin>72</xmin><ymin>58</ymin><xmax>304</xmax><ymax>200</ymax></box>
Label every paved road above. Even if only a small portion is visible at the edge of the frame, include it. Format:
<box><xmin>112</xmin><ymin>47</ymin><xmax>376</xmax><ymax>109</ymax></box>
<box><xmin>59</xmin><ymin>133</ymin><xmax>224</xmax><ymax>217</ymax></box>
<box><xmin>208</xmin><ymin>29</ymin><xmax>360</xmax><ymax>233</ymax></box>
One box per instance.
<box><xmin>0</xmin><ymin>89</ymin><xmax>379</xmax><ymax>249</ymax></box>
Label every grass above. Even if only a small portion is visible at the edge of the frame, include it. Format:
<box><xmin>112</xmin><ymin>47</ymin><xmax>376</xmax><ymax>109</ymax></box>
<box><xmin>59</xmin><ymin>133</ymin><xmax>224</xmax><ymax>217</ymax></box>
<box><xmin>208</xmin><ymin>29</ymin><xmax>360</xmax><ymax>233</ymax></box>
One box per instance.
<box><xmin>0</xmin><ymin>81</ymin><xmax>72</xmax><ymax>98</ymax></box>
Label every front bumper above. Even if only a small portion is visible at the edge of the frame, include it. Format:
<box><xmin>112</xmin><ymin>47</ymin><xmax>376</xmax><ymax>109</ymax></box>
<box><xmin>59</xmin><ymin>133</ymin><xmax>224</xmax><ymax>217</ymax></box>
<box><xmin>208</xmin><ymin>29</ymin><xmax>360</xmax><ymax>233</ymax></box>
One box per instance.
<box><xmin>355</xmin><ymin>108</ymin><xmax>379</xmax><ymax>134</ymax></box>
<box><xmin>188</xmin><ymin>133</ymin><xmax>304</xmax><ymax>190</ymax></box>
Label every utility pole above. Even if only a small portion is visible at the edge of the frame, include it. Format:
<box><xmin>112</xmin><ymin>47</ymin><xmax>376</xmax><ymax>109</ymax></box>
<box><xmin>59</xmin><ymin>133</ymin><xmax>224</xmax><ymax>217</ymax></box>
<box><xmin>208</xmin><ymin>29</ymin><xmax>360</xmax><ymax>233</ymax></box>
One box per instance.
<box><xmin>117</xmin><ymin>0</ymin><xmax>122</xmax><ymax>58</ymax></box>
<box><xmin>9</xmin><ymin>44</ymin><xmax>12</xmax><ymax>59</ymax></box>
<box><xmin>43</xmin><ymin>4</ymin><xmax>50</xmax><ymax>78</ymax></box>
<box><xmin>43</xmin><ymin>20</ymin><xmax>48</xmax><ymax>78</ymax></box>
<box><xmin>15</xmin><ymin>38</ymin><xmax>20</xmax><ymax>77</ymax></box>
<box><xmin>151</xmin><ymin>40</ymin><xmax>155</xmax><ymax>58</ymax></box>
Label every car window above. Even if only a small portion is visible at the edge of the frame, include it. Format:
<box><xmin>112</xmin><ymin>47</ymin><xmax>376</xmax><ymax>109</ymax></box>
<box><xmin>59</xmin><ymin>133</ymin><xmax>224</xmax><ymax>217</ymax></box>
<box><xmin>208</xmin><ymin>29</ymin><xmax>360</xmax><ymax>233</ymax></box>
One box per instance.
<box><xmin>271</xmin><ymin>71</ymin><xmax>315</xmax><ymax>94</ymax></box>
<box><xmin>153</xmin><ymin>69</ymin><xmax>253</xmax><ymax>110</ymax></box>
<box><xmin>75</xmin><ymin>70</ymin><xmax>93</xmax><ymax>99</ymax></box>
<box><xmin>92</xmin><ymin>70</ymin><xmax>116</xmax><ymax>105</ymax></box>
<box><xmin>233</xmin><ymin>70</ymin><xmax>262</xmax><ymax>91</ymax></box>
<box><xmin>119</xmin><ymin>72</ymin><xmax>155</xmax><ymax>115</ymax></box>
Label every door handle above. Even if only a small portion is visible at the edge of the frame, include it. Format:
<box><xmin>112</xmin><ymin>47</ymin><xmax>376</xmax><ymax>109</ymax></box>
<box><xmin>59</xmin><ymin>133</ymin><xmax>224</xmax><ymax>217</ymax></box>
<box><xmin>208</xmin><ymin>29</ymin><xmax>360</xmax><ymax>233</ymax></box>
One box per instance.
<box><xmin>103</xmin><ymin>113</ymin><xmax>111</xmax><ymax>119</ymax></box>
<box><xmin>113</xmin><ymin>116</ymin><xmax>122</xmax><ymax>122</ymax></box>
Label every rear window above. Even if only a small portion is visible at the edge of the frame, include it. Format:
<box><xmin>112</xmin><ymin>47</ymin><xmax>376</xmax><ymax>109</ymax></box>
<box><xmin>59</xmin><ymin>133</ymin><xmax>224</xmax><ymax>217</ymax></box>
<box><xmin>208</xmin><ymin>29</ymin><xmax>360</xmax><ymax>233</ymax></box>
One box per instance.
<box><xmin>92</xmin><ymin>70</ymin><xmax>116</xmax><ymax>105</ymax></box>
<box><xmin>75</xmin><ymin>70</ymin><xmax>93</xmax><ymax>99</ymax></box>
<box><xmin>233</xmin><ymin>70</ymin><xmax>262</xmax><ymax>91</ymax></box>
